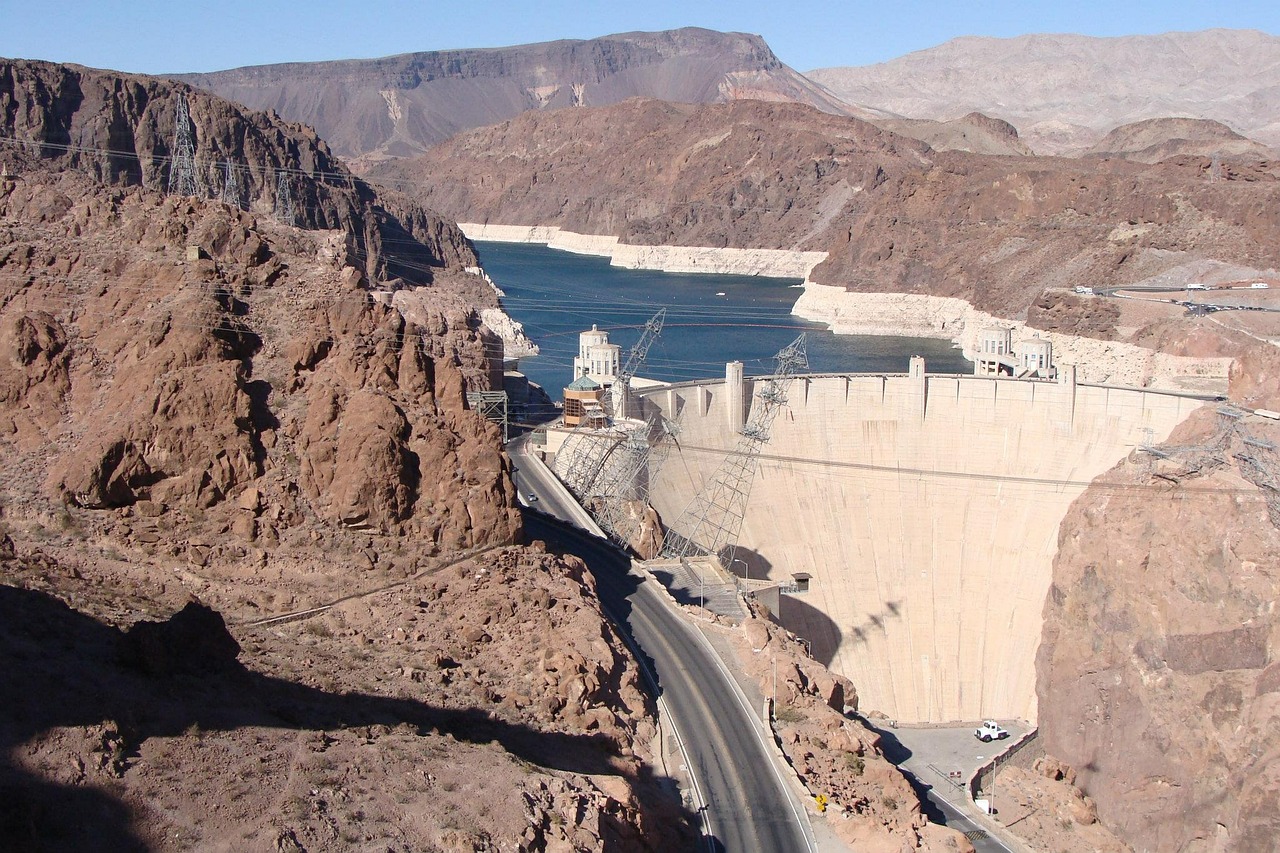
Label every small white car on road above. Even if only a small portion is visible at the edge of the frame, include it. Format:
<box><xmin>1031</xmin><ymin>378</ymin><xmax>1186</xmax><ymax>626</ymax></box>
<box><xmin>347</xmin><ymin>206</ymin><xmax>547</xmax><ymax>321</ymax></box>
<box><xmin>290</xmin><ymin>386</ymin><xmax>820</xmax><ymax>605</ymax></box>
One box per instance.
<box><xmin>974</xmin><ymin>720</ymin><xmax>1009</xmax><ymax>742</ymax></box>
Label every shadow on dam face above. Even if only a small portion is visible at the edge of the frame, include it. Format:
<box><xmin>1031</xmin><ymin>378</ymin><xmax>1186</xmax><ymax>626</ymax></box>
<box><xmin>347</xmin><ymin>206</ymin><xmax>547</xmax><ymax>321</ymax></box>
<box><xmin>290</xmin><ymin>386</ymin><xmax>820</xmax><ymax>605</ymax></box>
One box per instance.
<box><xmin>778</xmin><ymin>594</ymin><xmax>843</xmax><ymax>669</ymax></box>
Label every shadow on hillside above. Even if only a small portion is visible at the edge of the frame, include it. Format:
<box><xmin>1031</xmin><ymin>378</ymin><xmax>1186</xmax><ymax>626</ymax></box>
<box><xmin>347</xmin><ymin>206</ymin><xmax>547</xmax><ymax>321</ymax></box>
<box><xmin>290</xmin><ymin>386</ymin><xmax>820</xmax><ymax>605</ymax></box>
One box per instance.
<box><xmin>0</xmin><ymin>579</ymin><xmax>686</xmax><ymax>851</ymax></box>
<box><xmin>858</xmin><ymin>721</ymin><xmax>953</xmax><ymax>825</ymax></box>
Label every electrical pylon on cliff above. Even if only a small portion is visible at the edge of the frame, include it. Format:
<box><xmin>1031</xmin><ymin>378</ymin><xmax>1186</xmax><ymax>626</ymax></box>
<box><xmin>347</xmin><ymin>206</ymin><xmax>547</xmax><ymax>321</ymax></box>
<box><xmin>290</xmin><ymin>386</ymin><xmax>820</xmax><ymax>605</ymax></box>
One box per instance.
<box><xmin>660</xmin><ymin>333</ymin><xmax>807</xmax><ymax>566</ymax></box>
<box><xmin>167</xmin><ymin>92</ymin><xmax>202</xmax><ymax>197</ymax></box>
<box><xmin>557</xmin><ymin>309</ymin><xmax>666</xmax><ymax>498</ymax></box>
<box><xmin>274</xmin><ymin>169</ymin><xmax>296</xmax><ymax>226</ymax></box>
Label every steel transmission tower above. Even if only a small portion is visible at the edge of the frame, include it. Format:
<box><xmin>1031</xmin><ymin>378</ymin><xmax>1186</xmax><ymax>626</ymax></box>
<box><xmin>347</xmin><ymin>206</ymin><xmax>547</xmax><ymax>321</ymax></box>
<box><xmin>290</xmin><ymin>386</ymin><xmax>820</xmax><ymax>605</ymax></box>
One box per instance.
<box><xmin>221</xmin><ymin>160</ymin><xmax>241</xmax><ymax>209</ymax></box>
<box><xmin>274</xmin><ymin>169</ymin><xmax>296</xmax><ymax>225</ymax></box>
<box><xmin>558</xmin><ymin>309</ymin><xmax>666</xmax><ymax>497</ymax></box>
<box><xmin>167</xmin><ymin>92</ymin><xmax>202</xmax><ymax>197</ymax></box>
<box><xmin>660</xmin><ymin>333</ymin><xmax>808</xmax><ymax>566</ymax></box>
<box><xmin>593</xmin><ymin>413</ymin><xmax>681</xmax><ymax>549</ymax></box>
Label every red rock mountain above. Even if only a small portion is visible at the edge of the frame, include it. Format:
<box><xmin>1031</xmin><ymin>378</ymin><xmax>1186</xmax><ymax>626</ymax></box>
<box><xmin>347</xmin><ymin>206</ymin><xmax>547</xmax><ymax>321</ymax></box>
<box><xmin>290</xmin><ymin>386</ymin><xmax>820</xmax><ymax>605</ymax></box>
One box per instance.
<box><xmin>174</xmin><ymin>28</ymin><xmax>860</xmax><ymax>161</ymax></box>
<box><xmin>371</xmin><ymin>97</ymin><xmax>1280</xmax><ymax>321</ymax></box>
<box><xmin>0</xmin><ymin>58</ymin><xmax>700</xmax><ymax>849</ymax></box>
<box><xmin>1</xmin><ymin>59</ymin><xmax>949</xmax><ymax>851</ymax></box>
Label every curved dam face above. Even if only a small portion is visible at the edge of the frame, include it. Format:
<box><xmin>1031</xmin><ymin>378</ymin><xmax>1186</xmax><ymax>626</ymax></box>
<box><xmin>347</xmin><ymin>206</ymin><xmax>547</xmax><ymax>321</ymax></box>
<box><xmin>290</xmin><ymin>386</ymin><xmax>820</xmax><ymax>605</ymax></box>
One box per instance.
<box><xmin>639</xmin><ymin>366</ymin><xmax>1205</xmax><ymax>724</ymax></box>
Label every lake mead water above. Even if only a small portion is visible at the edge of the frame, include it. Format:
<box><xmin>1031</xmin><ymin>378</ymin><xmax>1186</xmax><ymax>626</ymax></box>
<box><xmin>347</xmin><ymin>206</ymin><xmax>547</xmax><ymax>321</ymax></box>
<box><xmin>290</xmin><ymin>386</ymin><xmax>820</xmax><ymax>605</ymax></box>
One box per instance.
<box><xmin>475</xmin><ymin>241</ymin><xmax>971</xmax><ymax>400</ymax></box>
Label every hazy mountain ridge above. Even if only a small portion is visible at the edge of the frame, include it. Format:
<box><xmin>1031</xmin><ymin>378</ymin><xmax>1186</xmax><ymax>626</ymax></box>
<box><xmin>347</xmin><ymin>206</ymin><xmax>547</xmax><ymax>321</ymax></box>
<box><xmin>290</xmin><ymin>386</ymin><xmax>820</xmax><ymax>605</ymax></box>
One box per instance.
<box><xmin>808</xmin><ymin>29</ymin><xmax>1280</xmax><ymax>153</ymax></box>
<box><xmin>174</xmin><ymin>28</ymin><xmax>861</xmax><ymax>160</ymax></box>
<box><xmin>1084</xmin><ymin>116</ymin><xmax>1274</xmax><ymax>163</ymax></box>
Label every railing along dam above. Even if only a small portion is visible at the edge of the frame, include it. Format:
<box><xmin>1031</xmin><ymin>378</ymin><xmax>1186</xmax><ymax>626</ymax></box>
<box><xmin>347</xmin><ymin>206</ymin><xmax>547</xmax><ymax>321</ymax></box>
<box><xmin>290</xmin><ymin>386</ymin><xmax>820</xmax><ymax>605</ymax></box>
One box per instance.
<box><xmin>636</xmin><ymin>364</ymin><xmax>1206</xmax><ymax>724</ymax></box>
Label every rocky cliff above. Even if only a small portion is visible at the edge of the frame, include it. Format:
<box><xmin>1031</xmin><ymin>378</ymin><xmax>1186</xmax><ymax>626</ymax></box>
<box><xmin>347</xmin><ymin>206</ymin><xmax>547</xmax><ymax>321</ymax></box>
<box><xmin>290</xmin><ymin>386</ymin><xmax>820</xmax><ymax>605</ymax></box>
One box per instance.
<box><xmin>0</xmin><ymin>60</ymin><xmax>694</xmax><ymax>849</ymax></box>
<box><xmin>0</xmin><ymin>58</ymin><xmax>476</xmax><ymax>285</ymax></box>
<box><xmin>371</xmin><ymin>97</ymin><xmax>1280</xmax><ymax>321</ymax></box>
<box><xmin>807</xmin><ymin>29</ymin><xmax>1280</xmax><ymax>153</ymax></box>
<box><xmin>1037</xmin><ymin>397</ymin><xmax>1280</xmax><ymax>849</ymax></box>
<box><xmin>174</xmin><ymin>28</ymin><xmax>862</xmax><ymax>160</ymax></box>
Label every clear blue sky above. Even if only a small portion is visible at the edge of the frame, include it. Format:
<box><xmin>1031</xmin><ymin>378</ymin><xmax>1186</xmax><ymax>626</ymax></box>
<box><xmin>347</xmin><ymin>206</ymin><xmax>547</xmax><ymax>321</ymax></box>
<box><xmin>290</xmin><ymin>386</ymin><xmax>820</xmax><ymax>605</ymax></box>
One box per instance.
<box><xmin>2</xmin><ymin>0</ymin><xmax>1276</xmax><ymax>74</ymax></box>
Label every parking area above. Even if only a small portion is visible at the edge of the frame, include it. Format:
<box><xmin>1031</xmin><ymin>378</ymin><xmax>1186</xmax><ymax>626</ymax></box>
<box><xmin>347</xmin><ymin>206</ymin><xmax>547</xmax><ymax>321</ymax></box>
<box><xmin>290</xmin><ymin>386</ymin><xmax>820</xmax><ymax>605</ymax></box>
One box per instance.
<box><xmin>865</xmin><ymin>720</ymin><xmax>1032</xmax><ymax>798</ymax></box>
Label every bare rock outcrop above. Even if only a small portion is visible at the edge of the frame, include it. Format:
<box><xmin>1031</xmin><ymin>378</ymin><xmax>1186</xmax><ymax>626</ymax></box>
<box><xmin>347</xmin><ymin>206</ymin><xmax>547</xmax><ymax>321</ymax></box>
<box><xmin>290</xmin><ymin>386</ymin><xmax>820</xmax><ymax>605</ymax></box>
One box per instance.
<box><xmin>876</xmin><ymin>111</ymin><xmax>1034</xmax><ymax>156</ymax></box>
<box><xmin>1084</xmin><ymin>117</ymin><xmax>1273</xmax><ymax>164</ymax></box>
<box><xmin>1036</xmin><ymin>397</ymin><xmax>1280</xmax><ymax>851</ymax></box>
<box><xmin>0</xmin><ymin>58</ymin><xmax>476</xmax><ymax>284</ymax></box>
<box><xmin>122</xmin><ymin>600</ymin><xmax>241</xmax><ymax>676</ymax></box>
<box><xmin>723</xmin><ymin>613</ymin><xmax>972</xmax><ymax>852</ymax></box>
<box><xmin>0</xmin><ymin>60</ymin><xmax>685</xmax><ymax>850</ymax></box>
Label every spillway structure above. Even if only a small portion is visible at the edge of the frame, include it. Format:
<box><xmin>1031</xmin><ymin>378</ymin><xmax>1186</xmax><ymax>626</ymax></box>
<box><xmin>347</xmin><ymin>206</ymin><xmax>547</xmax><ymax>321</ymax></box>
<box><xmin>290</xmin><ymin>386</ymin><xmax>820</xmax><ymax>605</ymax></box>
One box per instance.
<box><xmin>635</xmin><ymin>359</ymin><xmax>1206</xmax><ymax>725</ymax></box>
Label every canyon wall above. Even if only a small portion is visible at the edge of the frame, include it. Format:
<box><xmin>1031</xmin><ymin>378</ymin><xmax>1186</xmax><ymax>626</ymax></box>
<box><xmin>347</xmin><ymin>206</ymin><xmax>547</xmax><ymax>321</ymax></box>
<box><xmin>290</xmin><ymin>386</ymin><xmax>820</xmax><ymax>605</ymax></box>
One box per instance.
<box><xmin>461</xmin><ymin>223</ymin><xmax>827</xmax><ymax>279</ymax></box>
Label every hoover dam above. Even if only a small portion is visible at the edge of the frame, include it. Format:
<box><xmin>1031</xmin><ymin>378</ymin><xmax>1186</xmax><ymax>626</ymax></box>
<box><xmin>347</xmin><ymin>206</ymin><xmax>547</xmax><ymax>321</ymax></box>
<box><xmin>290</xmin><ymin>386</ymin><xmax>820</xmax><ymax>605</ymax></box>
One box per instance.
<box><xmin>636</xmin><ymin>362</ymin><xmax>1208</xmax><ymax>724</ymax></box>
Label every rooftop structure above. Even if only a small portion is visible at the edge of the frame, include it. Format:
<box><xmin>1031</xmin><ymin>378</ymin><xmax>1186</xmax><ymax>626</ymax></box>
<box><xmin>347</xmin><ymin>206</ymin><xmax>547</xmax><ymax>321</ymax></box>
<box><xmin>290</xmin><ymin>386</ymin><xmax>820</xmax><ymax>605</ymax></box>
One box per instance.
<box><xmin>974</xmin><ymin>326</ymin><xmax>1058</xmax><ymax>380</ymax></box>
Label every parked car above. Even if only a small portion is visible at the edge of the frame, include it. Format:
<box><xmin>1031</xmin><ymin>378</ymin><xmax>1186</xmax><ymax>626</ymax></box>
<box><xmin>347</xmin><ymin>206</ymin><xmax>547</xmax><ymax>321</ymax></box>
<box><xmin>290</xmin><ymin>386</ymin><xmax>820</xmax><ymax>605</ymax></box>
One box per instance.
<box><xmin>974</xmin><ymin>720</ymin><xmax>1010</xmax><ymax>742</ymax></box>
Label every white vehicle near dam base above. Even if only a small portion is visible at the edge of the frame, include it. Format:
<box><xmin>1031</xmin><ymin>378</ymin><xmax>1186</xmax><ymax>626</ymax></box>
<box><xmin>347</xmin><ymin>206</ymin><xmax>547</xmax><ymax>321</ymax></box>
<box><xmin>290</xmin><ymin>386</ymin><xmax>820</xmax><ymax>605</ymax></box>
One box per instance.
<box><xmin>974</xmin><ymin>720</ymin><xmax>1009</xmax><ymax>742</ymax></box>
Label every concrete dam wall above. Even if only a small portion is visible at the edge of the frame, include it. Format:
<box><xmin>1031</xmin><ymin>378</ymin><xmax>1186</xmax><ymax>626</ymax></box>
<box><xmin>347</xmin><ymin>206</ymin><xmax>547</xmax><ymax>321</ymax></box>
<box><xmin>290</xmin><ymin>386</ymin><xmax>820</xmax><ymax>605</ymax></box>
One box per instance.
<box><xmin>638</xmin><ymin>366</ymin><xmax>1206</xmax><ymax>724</ymax></box>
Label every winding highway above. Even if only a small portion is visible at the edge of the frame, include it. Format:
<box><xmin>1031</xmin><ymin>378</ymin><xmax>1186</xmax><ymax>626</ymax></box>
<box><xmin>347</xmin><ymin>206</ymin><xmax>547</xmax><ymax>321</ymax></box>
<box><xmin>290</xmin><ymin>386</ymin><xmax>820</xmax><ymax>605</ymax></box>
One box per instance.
<box><xmin>518</xmin><ymin>480</ymin><xmax>815</xmax><ymax>851</ymax></box>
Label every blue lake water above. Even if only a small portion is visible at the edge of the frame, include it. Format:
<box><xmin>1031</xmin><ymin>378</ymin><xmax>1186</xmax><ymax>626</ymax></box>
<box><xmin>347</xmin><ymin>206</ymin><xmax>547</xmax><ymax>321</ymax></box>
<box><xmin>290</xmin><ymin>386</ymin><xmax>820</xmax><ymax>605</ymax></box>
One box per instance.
<box><xmin>474</xmin><ymin>241</ymin><xmax>971</xmax><ymax>401</ymax></box>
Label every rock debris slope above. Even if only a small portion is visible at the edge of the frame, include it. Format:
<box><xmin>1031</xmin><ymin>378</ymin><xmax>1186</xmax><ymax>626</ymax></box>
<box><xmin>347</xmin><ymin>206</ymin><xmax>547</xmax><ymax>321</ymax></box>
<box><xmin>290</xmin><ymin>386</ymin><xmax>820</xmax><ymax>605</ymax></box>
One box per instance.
<box><xmin>0</xmin><ymin>58</ymin><xmax>694</xmax><ymax>850</ymax></box>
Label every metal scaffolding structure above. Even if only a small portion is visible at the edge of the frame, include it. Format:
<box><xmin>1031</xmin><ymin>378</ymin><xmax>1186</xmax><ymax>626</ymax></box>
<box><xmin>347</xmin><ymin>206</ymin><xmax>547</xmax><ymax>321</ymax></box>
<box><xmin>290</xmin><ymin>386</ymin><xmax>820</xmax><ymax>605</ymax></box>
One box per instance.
<box><xmin>466</xmin><ymin>391</ymin><xmax>510</xmax><ymax>442</ymax></box>
<box><xmin>1140</xmin><ymin>403</ymin><xmax>1280</xmax><ymax>526</ymax></box>
<box><xmin>220</xmin><ymin>160</ymin><xmax>242</xmax><ymax>209</ymax></box>
<box><xmin>593</xmin><ymin>413</ymin><xmax>680</xmax><ymax>548</ymax></box>
<box><xmin>660</xmin><ymin>334</ymin><xmax>808</xmax><ymax>566</ymax></box>
<box><xmin>557</xmin><ymin>309</ymin><xmax>666</xmax><ymax>498</ymax></box>
<box><xmin>167</xmin><ymin>92</ymin><xmax>202</xmax><ymax>197</ymax></box>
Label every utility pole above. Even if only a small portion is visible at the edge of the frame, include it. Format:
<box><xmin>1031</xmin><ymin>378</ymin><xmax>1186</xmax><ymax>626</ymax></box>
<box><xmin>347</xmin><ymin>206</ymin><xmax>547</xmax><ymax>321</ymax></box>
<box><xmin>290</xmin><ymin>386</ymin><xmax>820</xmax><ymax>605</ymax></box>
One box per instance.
<box><xmin>167</xmin><ymin>92</ymin><xmax>202</xmax><ymax>197</ymax></box>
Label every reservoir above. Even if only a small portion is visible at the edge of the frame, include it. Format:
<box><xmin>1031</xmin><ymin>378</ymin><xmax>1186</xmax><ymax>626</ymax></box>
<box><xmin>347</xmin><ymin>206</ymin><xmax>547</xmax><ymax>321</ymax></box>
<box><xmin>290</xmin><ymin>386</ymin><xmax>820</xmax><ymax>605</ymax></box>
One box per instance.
<box><xmin>475</xmin><ymin>241</ymin><xmax>971</xmax><ymax>399</ymax></box>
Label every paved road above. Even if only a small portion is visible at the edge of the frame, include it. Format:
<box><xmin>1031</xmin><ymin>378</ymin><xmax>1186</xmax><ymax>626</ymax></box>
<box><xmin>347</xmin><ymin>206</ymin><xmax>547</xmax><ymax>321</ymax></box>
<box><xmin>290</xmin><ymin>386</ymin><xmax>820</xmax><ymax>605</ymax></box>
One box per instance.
<box><xmin>524</xmin><ymin>512</ymin><xmax>815</xmax><ymax>853</ymax></box>
<box><xmin>870</xmin><ymin>723</ymin><xmax>1016</xmax><ymax>853</ymax></box>
<box><xmin>508</xmin><ymin>433</ymin><xmax>604</xmax><ymax>535</ymax></box>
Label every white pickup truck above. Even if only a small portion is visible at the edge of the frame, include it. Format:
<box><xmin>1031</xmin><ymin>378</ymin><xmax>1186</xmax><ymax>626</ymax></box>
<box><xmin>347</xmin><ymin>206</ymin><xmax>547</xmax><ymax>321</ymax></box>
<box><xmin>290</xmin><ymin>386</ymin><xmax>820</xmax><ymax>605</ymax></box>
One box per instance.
<box><xmin>974</xmin><ymin>720</ymin><xmax>1010</xmax><ymax>742</ymax></box>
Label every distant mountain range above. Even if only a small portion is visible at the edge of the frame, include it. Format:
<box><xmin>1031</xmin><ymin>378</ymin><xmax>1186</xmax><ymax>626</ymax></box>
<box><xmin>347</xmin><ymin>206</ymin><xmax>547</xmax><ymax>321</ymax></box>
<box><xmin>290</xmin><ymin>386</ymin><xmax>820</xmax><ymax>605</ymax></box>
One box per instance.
<box><xmin>808</xmin><ymin>29</ymin><xmax>1280</xmax><ymax>153</ymax></box>
<box><xmin>174</xmin><ymin>28</ymin><xmax>860</xmax><ymax>162</ymax></box>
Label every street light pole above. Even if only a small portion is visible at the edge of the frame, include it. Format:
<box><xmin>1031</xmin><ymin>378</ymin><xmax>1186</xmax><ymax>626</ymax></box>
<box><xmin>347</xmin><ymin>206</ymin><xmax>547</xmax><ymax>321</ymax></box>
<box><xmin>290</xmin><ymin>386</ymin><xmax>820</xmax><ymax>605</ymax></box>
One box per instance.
<box><xmin>731</xmin><ymin>557</ymin><xmax>749</xmax><ymax>581</ymax></box>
